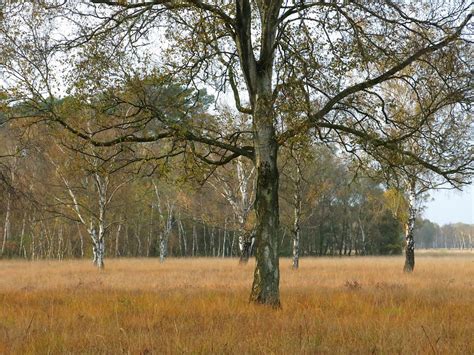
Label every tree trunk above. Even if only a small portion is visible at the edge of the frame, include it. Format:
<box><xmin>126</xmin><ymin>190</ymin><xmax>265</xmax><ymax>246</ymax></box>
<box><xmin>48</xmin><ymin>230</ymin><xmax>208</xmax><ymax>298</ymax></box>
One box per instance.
<box><xmin>77</xmin><ymin>224</ymin><xmax>85</xmax><ymax>258</ymax></box>
<box><xmin>239</xmin><ymin>230</ymin><xmax>252</xmax><ymax>264</ymax></box>
<box><xmin>218</xmin><ymin>228</ymin><xmax>221</xmax><ymax>257</ymax></box>
<box><xmin>249</xmin><ymin>94</ymin><xmax>280</xmax><ymax>307</ymax></box>
<box><xmin>159</xmin><ymin>232</ymin><xmax>167</xmax><ymax>263</ymax></box>
<box><xmin>115</xmin><ymin>221</ymin><xmax>122</xmax><ymax>257</ymax></box>
<box><xmin>31</xmin><ymin>224</ymin><xmax>36</xmax><ymax>260</ymax></box>
<box><xmin>179</xmin><ymin>219</ymin><xmax>187</xmax><ymax>257</ymax></box>
<box><xmin>404</xmin><ymin>184</ymin><xmax>416</xmax><ymax>272</ymax></box>
<box><xmin>19</xmin><ymin>212</ymin><xmax>26</xmax><ymax>258</ymax></box>
<box><xmin>1</xmin><ymin>191</ymin><xmax>12</xmax><ymax>256</ymax></box>
<box><xmin>211</xmin><ymin>227</ymin><xmax>215</xmax><ymax>257</ymax></box>
<box><xmin>292</xmin><ymin>161</ymin><xmax>302</xmax><ymax>270</ymax></box>
<box><xmin>95</xmin><ymin>238</ymin><xmax>105</xmax><ymax>269</ymax></box>
<box><xmin>177</xmin><ymin>216</ymin><xmax>187</xmax><ymax>257</ymax></box>
<box><xmin>358</xmin><ymin>216</ymin><xmax>366</xmax><ymax>256</ymax></box>
<box><xmin>192</xmin><ymin>223</ymin><xmax>197</xmax><ymax>256</ymax></box>
<box><xmin>91</xmin><ymin>228</ymin><xmax>105</xmax><ymax>269</ymax></box>
<box><xmin>222</xmin><ymin>219</ymin><xmax>227</xmax><ymax>258</ymax></box>
<box><xmin>57</xmin><ymin>225</ymin><xmax>64</xmax><ymax>260</ymax></box>
<box><xmin>147</xmin><ymin>205</ymin><xmax>153</xmax><ymax>257</ymax></box>
<box><xmin>292</xmin><ymin>226</ymin><xmax>300</xmax><ymax>270</ymax></box>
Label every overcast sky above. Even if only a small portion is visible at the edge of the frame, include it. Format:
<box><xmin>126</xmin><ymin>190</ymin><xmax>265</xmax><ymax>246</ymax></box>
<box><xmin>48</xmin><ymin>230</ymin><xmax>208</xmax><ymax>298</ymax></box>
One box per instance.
<box><xmin>423</xmin><ymin>185</ymin><xmax>474</xmax><ymax>225</ymax></box>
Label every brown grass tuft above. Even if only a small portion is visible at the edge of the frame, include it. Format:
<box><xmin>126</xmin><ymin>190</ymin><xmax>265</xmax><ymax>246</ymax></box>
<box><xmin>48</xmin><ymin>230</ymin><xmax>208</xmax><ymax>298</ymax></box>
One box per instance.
<box><xmin>0</xmin><ymin>254</ymin><xmax>473</xmax><ymax>354</ymax></box>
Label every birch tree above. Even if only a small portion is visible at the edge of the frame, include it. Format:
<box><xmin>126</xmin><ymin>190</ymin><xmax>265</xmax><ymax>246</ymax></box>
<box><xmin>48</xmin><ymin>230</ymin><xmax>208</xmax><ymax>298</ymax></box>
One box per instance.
<box><xmin>210</xmin><ymin>156</ymin><xmax>256</xmax><ymax>263</ymax></box>
<box><xmin>0</xmin><ymin>155</ymin><xmax>15</xmax><ymax>256</ymax></box>
<box><xmin>280</xmin><ymin>141</ymin><xmax>312</xmax><ymax>269</ymax></box>
<box><xmin>289</xmin><ymin>148</ymin><xmax>303</xmax><ymax>269</ymax></box>
<box><xmin>152</xmin><ymin>180</ymin><xmax>175</xmax><ymax>263</ymax></box>
<box><xmin>35</xmin><ymin>110</ymin><xmax>134</xmax><ymax>267</ymax></box>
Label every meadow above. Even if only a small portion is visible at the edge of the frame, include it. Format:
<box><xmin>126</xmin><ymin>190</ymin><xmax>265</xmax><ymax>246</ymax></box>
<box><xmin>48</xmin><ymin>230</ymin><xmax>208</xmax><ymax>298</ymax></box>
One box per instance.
<box><xmin>0</xmin><ymin>253</ymin><xmax>472</xmax><ymax>354</ymax></box>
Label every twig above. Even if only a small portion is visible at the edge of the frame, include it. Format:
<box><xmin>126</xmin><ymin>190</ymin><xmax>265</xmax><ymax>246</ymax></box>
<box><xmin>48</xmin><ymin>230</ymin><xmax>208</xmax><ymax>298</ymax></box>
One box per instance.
<box><xmin>421</xmin><ymin>325</ymin><xmax>437</xmax><ymax>354</ymax></box>
<box><xmin>23</xmin><ymin>314</ymin><xmax>35</xmax><ymax>340</ymax></box>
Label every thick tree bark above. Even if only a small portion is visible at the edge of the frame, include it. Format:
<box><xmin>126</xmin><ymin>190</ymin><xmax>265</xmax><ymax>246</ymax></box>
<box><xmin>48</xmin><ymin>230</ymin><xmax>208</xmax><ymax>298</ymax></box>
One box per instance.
<box><xmin>404</xmin><ymin>184</ymin><xmax>417</xmax><ymax>272</ymax></box>
<box><xmin>249</xmin><ymin>93</ymin><xmax>280</xmax><ymax>307</ymax></box>
<box><xmin>234</xmin><ymin>0</ymin><xmax>283</xmax><ymax>307</ymax></box>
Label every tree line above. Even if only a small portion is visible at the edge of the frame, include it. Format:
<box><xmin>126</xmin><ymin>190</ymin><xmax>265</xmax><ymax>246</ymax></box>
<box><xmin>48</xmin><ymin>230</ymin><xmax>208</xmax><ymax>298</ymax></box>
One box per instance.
<box><xmin>0</xmin><ymin>122</ymin><xmax>400</xmax><ymax>260</ymax></box>
<box><xmin>1</xmin><ymin>119</ymin><xmax>471</xmax><ymax>263</ymax></box>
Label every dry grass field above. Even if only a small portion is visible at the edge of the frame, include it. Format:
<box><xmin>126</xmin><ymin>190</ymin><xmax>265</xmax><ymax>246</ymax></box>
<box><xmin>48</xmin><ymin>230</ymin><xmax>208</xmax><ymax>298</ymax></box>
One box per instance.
<box><xmin>0</xmin><ymin>253</ymin><xmax>473</xmax><ymax>354</ymax></box>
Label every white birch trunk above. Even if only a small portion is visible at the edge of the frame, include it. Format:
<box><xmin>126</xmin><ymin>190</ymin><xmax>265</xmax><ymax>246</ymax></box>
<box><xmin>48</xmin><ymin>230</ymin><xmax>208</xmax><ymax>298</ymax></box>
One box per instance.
<box><xmin>358</xmin><ymin>216</ymin><xmax>366</xmax><ymax>256</ymax></box>
<box><xmin>404</xmin><ymin>182</ymin><xmax>417</xmax><ymax>272</ymax></box>
<box><xmin>154</xmin><ymin>185</ymin><xmax>174</xmax><ymax>262</ymax></box>
<box><xmin>210</xmin><ymin>156</ymin><xmax>255</xmax><ymax>263</ymax></box>
<box><xmin>222</xmin><ymin>218</ymin><xmax>227</xmax><ymax>258</ymax></box>
<box><xmin>77</xmin><ymin>224</ymin><xmax>85</xmax><ymax>258</ymax></box>
<box><xmin>115</xmin><ymin>221</ymin><xmax>122</xmax><ymax>257</ymax></box>
<box><xmin>292</xmin><ymin>158</ymin><xmax>302</xmax><ymax>269</ymax></box>
<box><xmin>19</xmin><ymin>212</ymin><xmax>26</xmax><ymax>258</ymax></box>
<box><xmin>178</xmin><ymin>218</ymin><xmax>187</xmax><ymax>257</ymax></box>
<box><xmin>192</xmin><ymin>223</ymin><xmax>197</xmax><ymax>256</ymax></box>
<box><xmin>1</xmin><ymin>190</ymin><xmax>12</xmax><ymax>256</ymax></box>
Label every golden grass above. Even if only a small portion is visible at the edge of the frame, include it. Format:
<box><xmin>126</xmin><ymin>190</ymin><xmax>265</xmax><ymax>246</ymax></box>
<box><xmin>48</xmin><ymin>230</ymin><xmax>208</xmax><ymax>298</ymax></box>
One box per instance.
<box><xmin>0</xmin><ymin>255</ymin><xmax>473</xmax><ymax>354</ymax></box>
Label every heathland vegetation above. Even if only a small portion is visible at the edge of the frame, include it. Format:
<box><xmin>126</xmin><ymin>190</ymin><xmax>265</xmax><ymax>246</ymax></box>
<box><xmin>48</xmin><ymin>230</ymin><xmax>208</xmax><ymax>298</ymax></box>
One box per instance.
<box><xmin>0</xmin><ymin>255</ymin><xmax>473</xmax><ymax>354</ymax></box>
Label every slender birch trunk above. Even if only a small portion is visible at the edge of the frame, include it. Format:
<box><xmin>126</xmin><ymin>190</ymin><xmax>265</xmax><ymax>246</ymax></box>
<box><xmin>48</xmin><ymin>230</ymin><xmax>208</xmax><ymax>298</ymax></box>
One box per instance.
<box><xmin>57</xmin><ymin>225</ymin><xmax>64</xmax><ymax>260</ymax></box>
<box><xmin>218</xmin><ymin>228</ymin><xmax>221</xmax><ymax>257</ymax></box>
<box><xmin>115</xmin><ymin>221</ymin><xmax>122</xmax><ymax>257</ymax></box>
<box><xmin>153</xmin><ymin>181</ymin><xmax>174</xmax><ymax>262</ymax></box>
<box><xmin>211</xmin><ymin>227</ymin><xmax>215</xmax><ymax>257</ymax></box>
<box><xmin>192</xmin><ymin>223</ymin><xmax>197</xmax><ymax>256</ymax></box>
<box><xmin>222</xmin><ymin>218</ymin><xmax>227</xmax><ymax>258</ymax></box>
<box><xmin>239</xmin><ymin>230</ymin><xmax>255</xmax><ymax>264</ymax></box>
<box><xmin>31</xmin><ymin>230</ymin><xmax>36</xmax><ymax>260</ymax></box>
<box><xmin>159</xmin><ymin>231</ymin><xmax>166</xmax><ymax>262</ymax></box>
<box><xmin>135</xmin><ymin>221</ymin><xmax>142</xmax><ymax>257</ymax></box>
<box><xmin>358</xmin><ymin>216</ymin><xmax>366</xmax><ymax>256</ymax></box>
<box><xmin>203</xmin><ymin>224</ymin><xmax>207</xmax><ymax>256</ymax></box>
<box><xmin>1</xmin><ymin>190</ymin><xmax>12</xmax><ymax>256</ymax></box>
<box><xmin>84</xmin><ymin>172</ymin><xmax>109</xmax><ymax>269</ymax></box>
<box><xmin>178</xmin><ymin>218</ymin><xmax>187</xmax><ymax>257</ymax></box>
<box><xmin>292</xmin><ymin>159</ymin><xmax>302</xmax><ymax>269</ymax></box>
<box><xmin>19</xmin><ymin>212</ymin><xmax>26</xmax><ymax>258</ymax></box>
<box><xmin>404</xmin><ymin>182</ymin><xmax>417</xmax><ymax>272</ymax></box>
<box><xmin>77</xmin><ymin>224</ymin><xmax>85</xmax><ymax>258</ymax></box>
<box><xmin>147</xmin><ymin>205</ymin><xmax>153</xmax><ymax>257</ymax></box>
